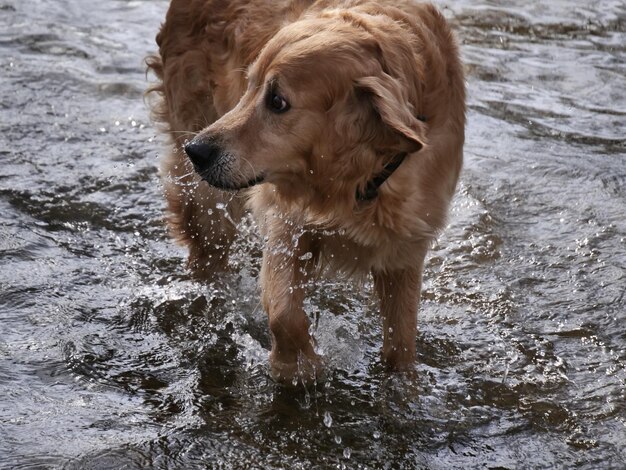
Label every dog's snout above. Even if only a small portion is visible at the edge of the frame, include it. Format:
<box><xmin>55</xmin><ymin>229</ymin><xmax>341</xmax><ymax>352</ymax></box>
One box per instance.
<box><xmin>184</xmin><ymin>139</ymin><xmax>222</xmax><ymax>170</ymax></box>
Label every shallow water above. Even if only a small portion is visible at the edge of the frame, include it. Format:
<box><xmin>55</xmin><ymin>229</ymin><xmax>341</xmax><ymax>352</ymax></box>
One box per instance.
<box><xmin>0</xmin><ymin>0</ymin><xmax>624</xmax><ymax>468</ymax></box>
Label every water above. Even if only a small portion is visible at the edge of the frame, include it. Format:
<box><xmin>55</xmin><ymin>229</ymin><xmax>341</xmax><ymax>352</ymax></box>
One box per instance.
<box><xmin>0</xmin><ymin>0</ymin><xmax>624</xmax><ymax>468</ymax></box>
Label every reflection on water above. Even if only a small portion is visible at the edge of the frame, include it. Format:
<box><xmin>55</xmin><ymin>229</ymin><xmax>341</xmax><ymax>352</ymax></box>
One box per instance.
<box><xmin>0</xmin><ymin>0</ymin><xmax>624</xmax><ymax>468</ymax></box>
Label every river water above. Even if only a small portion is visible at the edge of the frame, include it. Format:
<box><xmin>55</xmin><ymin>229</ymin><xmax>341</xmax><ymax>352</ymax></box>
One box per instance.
<box><xmin>0</xmin><ymin>0</ymin><xmax>624</xmax><ymax>468</ymax></box>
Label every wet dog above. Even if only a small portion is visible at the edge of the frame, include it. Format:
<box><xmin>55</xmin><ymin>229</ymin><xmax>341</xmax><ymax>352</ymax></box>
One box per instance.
<box><xmin>147</xmin><ymin>0</ymin><xmax>465</xmax><ymax>384</ymax></box>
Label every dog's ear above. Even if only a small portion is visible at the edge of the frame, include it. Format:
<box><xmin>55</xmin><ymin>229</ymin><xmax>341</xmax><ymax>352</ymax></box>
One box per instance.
<box><xmin>355</xmin><ymin>74</ymin><xmax>427</xmax><ymax>153</ymax></box>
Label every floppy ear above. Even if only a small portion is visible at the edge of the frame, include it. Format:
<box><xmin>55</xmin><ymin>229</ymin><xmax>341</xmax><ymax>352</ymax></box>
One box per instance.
<box><xmin>355</xmin><ymin>74</ymin><xmax>427</xmax><ymax>153</ymax></box>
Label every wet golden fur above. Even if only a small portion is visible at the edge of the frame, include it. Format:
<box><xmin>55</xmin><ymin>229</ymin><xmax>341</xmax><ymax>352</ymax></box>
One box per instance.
<box><xmin>147</xmin><ymin>0</ymin><xmax>465</xmax><ymax>383</ymax></box>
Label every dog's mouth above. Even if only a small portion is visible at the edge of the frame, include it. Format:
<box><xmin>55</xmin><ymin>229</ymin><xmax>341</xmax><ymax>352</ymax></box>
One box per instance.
<box><xmin>185</xmin><ymin>138</ymin><xmax>265</xmax><ymax>191</ymax></box>
<box><xmin>198</xmin><ymin>172</ymin><xmax>265</xmax><ymax>191</ymax></box>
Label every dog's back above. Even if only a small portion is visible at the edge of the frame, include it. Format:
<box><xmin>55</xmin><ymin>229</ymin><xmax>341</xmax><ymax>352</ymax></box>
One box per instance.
<box><xmin>148</xmin><ymin>0</ymin><xmax>307</xmax><ymax>139</ymax></box>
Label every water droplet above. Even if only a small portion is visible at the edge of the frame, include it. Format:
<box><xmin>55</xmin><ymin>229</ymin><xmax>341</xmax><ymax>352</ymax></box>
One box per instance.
<box><xmin>343</xmin><ymin>447</ymin><xmax>351</xmax><ymax>459</ymax></box>
<box><xmin>299</xmin><ymin>252</ymin><xmax>313</xmax><ymax>261</ymax></box>
<box><xmin>373</xmin><ymin>431</ymin><xmax>381</xmax><ymax>440</ymax></box>
<box><xmin>323</xmin><ymin>411</ymin><xmax>333</xmax><ymax>428</ymax></box>
<box><xmin>334</xmin><ymin>435</ymin><xmax>342</xmax><ymax>444</ymax></box>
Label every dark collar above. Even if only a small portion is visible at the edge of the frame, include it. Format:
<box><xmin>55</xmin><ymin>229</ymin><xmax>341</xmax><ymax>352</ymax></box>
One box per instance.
<box><xmin>356</xmin><ymin>151</ymin><xmax>408</xmax><ymax>202</ymax></box>
<box><xmin>355</xmin><ymin>115</ymin><xmax>427</xmax><ymax>202</ymax></box>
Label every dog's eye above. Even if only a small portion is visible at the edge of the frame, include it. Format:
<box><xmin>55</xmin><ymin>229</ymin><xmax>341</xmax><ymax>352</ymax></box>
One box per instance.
<box><xmin>267</xmin><ymin>92</ymin><xmax>290</xmax><ymax>114</ymax></box>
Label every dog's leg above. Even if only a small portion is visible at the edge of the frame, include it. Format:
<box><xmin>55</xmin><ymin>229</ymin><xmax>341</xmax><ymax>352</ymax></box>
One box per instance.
<box><xmin>260</xmin><ymin>220</ymin><xmax>321</xmax><ymax>384</ymax></box>
<box><xmin>162</xmin><ymin>148</ymin><xmax>244</xmax><ymax>279</ymax></box>
<box><xmin>373</xmin><ymin>246</ymin><xmax>427</xmax><ymax>370</ymax></box>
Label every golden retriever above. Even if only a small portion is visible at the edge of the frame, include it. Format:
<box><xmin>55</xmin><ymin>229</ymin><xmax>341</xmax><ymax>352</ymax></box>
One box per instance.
<box><xmin>147</xmin><ymin>0</ymin><xmax>465</xmax><ymax>384</ymax></box>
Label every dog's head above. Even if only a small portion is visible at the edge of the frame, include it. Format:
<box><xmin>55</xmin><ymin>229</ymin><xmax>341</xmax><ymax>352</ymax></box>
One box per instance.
<box><xmin>184</xmin><ymin>13</ymin><xmax>427</xmax><ymax>200</ymax></box>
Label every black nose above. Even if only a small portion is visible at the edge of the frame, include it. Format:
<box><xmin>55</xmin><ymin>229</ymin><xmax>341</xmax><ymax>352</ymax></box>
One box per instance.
<box><xmin>184</xmin><ymin>139</ymin><xmax>222</xmax><ymax>170</ymax></box>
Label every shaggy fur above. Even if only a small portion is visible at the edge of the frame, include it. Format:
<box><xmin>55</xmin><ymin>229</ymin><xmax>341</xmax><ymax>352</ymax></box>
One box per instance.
<box><xmin>147</xmin><ymin>0</ymin><xmax>465</xmax><ymax>383</ymax></box>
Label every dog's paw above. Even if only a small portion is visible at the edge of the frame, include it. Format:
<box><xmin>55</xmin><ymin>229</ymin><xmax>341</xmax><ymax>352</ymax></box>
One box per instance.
<box><xmin>270</xmin><ymin>350</ymin><xmax>326</xmax><ymax>387</ymax></box>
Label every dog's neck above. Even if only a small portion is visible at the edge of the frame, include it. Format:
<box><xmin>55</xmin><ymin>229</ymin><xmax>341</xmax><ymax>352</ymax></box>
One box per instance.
<box><xmin>355</xmin><ymin>115</ymin><xmax>427</xmax><ymax>202</ymax></box>
<box><xmin>355</xmin><ymin>151</ymin><xmax>408</xmax><ymax>202</ymax></box>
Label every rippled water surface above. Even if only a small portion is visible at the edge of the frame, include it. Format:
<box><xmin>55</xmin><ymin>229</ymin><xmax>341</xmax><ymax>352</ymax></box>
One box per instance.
<box><xmin>1</xmin><ymin>0</ymin><xmax>625</xmax><ymax>468</ymax></box>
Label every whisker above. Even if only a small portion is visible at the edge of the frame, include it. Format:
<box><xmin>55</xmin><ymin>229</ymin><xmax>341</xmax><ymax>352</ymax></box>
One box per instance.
<box><xmin>239</xmin><ymin>156</ymin><xmax>260</xmax><ymax>181</ymax></box>
<box><xmin>168</xmin><ymin>130</ymin><xmax>197</xmax><ymax>136</ymax></box>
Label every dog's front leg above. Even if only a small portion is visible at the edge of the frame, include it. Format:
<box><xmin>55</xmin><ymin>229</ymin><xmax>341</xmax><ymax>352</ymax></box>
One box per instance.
<box><xmin>373</xmin><ymin>252</ymin><xmax>426</xmax><ymax>370</ymax></box>
<box><xmin>260</xmin><ymin>221</ymin><xmax>321</xmax><ymax>384</ymax></box>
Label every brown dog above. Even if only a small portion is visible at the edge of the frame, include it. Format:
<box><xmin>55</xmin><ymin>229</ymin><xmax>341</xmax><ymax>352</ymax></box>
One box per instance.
<box><xmin>147</xmin><ymin>0</ymin><xmax>465</xmax><ymax>384</ymax></box>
